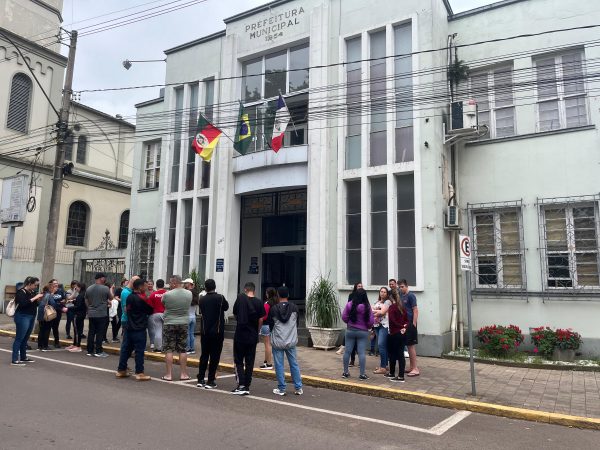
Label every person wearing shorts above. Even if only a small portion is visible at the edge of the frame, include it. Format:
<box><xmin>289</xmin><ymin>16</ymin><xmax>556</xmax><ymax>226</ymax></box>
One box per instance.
<box><xmin>161</xmin><ymin>275</ymin><xmax>192</xmax><ymax>381</ymax></box>
<box><xmin>258</xmin><ymin>287</ymin><xmax>277</xmax><ymax>370</ymax></box>
<box><xmin>399</xmin><ymin>279</ymin><xmax>419</xmax><ymax>376</ymax></box>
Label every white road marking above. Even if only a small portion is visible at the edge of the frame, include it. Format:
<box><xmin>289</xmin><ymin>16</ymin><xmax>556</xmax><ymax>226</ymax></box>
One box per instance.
<box><xmin>0</xmin><ymin>348</ymin><xmax>470</xmax><ymax>436</ymax></box>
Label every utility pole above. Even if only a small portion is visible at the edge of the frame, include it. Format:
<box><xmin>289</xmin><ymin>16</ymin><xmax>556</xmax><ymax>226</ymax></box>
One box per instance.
<box><xmin>41</xmin><ymin>30</ymin><xmax>77</xmax><ymax>283</ymax></box>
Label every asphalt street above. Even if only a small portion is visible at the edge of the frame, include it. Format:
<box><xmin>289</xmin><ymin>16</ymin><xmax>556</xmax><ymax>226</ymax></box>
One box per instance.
<box><xmin>0</xmin><ymin>336</ymin><xmax>598</xmax><ymax>450</ymax></box>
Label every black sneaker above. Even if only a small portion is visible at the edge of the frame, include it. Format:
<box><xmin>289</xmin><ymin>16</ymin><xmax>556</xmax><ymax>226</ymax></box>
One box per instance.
<box><xmin>358</xmin><ymin>374</ymin><xmax>369</xmax><ymax>381</ymax></box>
<box><xmin>66</xmin><ymin>335</ymin><xmax>73</xmax><ymax>339</ymax></box>
<box><xmin>205</xmin><ymin>382</ymin><xmax>217</xmax><ymax>390</ymax></box>
<box><xmin>342</xmin><ymin>372</ymin><xmax>350</xmax><ymax>379</ymax></box>
<box><xmin>232</xmin><ymin>386</ymin><xmax>249</xmax><ymax>395</ymax></box>
<box><xmin>384</xmin><ymin>372</ymin><xmax>395</xmax><ymax>378</ymax></box>
<box><xmin>259</xmin><ymin>363</ymin><xmax>273</xmax><ymax>370</ymax></box>
<box><xmin>197</xmin><ymin>379</ymin><xmax>206</xmax><ymax>388</ymax></box>
<box><xmin>21</xmin><ymin>358</ymin><xmax>35</xmax><ymax>363</ymax></box>
<box><xmin>348</xmin><ymin>363</ymin><xmax>355</xmax><ymax>367</ymax></box>
<box><xmin>11</xmin><ymin>361</ymin><xmax>26</xmax><ymax>366</ymax></box>
<box><xmin>391</xmin><ymin>376</ymin><xmax>405</xmax><ymax>383</ymax></box>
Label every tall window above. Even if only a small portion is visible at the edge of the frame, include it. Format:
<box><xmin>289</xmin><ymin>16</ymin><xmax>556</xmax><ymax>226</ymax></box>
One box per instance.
<box><xmin>76</xmin><ymin>135</ymin><xmax>87</xmax><ymax>164</ymax></box>
<box><xmin>66</xmin><ymin>201</ymin><xmax>89</xmax><ymax>247</ymax></box>
<box><xmin>118</xmin><ymin>210</ymin><xmax>130</xmax><ymax>249</ymax></box>
<box><xmin>198</xmin><ymin>198</ymin><xmax>209</xmax><ymax>279</ymax></box>
<box><xmin>369</xmin><ymin>30</ymin><xmax>387</xmax><ymax>167</ymax></box>
<box><xmin>130</xmin><ymin>229</ymin><xmax>155</xmax><ymax>279</ymax></box>
<box><xmin>65</xmin><ymin>133</ymin><xmax>75</xmax><ymax>161</ymax></box>
<box><xmin>542</xmin><ymin>202</ymin><xmax>599</xmax><ymax>288</ymax></box>
<box><xmin>166</xmin><ymin>202</ymin><xmax>178</xmax><ymax>279</ymax></box>
<box><xmin>370</xmin><ymin>177</ymin><xmax>387</xmax><ymax>284</ymax></box>
<box><xmin>182</xmin><ymin>200</ymin><xmax>193</xmax><ymax>277</ymax></box>
<box><xmin>7</xmin><ymin>73</ymin><xmax>33</xmax><ymax>133</ymax></box>
<box><xmin>143</xmin><ymin>141</ymin><xmax>161</xmax><ymax>189</ymax></box>
<box><xmin>472</xmin><ymin>208</ymin><xmax>523</xmax><ymax>288</ymax></box>
<box><xmin>470</xmin><ymin>66</ymin><xmax>515</xmax><ymax>139</ymax></box>
<box><xmin>346</xmin><ymin>37</ymin><xmax>362</xmax><ymax>170</ymax></box>
<box><xmin>535</xmin><ymin>51</ymin><xmax>587</xmax><ymax>131</ymax></box>
<box><xmin>201</xmin><ymin>79</ymin><xmax>214</xmax><ymax>189</ymax></box>
<box><xmin>242</xmin><ymin>43</ymin><xmax>309</xmax><ymax>102</ymax></box>
<box><xmin>185</xmin><ymin>84</ymin><xmax>199</xmax><ymax>191</ymax></box>
<box><xmin>397</xmin><ymin>174</ymin><xmax>416</xmax><ymax>285</ymax></box>
<box><xmin>346</xmin><ymin>181</ymin><xmax>361</xmax><ymax>284</ymax></box>
<box><xmin>171</xmin><ymin>87</ymin><xmax>184</xmax><ymax>193</ymax></box>
<box><xmin>394</xmin><ymin>23</ymin><xmax>414</xmax><ymax>163</ymax></box>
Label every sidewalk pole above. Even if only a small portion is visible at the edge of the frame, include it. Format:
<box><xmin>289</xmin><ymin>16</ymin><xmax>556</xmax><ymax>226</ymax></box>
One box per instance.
<box><xmin>465</xmin><ymin>269</ymin><xmax>476</xmax><ymax>396</ymax></box>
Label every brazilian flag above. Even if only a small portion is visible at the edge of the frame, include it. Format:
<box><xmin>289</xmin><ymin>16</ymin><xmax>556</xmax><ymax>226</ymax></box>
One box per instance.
<box><xmin>233</xmin><ymin>103</ymin><xmax>252</xmax><ymax>155</ymax></box>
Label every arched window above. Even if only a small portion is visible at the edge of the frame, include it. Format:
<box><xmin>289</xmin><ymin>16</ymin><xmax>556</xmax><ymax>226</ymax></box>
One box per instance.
<box><xmin>76</xmin><ymin>135</ymin><xmax>87</xmax><ymax>164</ymax></box>
<box><xmin>66</xmin><ymin>201</ymin><xmax>89</xmax><ymax>247</ymax></box>
<box><xmin>7</xmin><ymin>73</ymin><xmax>33</xmax><ymax>133</ymax></box>
<box><xmin>118</xmin><ymin>210</ymin><xmax>130</xmax><ymax>249</ymax></box>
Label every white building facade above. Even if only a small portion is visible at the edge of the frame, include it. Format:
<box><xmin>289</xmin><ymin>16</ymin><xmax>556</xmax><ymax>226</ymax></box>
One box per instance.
<box><xmin>130</xmin><ymin>0</ymin><xmax>600</xmax><ymax>356</ymax></box>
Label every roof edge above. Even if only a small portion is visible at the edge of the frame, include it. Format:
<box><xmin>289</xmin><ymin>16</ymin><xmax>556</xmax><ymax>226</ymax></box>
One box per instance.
<box><xmin>135</xmin><ymin>97</ymin><xmax>164</xmax><ymax>108</ymax></box>
<box><xmin>442</xmin><ymin>0</ymin><xmax>454</xmax><ymax>16</ymax></box>
<box><xmin>72</xmin><ymin>101</ymin><xmax>135</xmax><ymax>128</ymax></box>
<box><xmin>223</xmin><ymin>0</ymin><xmax>298</xmax><ymax>24</ymax></box>
<box><xmin>164</xmin><ymin>30</ymin><xmax>225</xmax><ymax>55</ymax></box>
<box><xmin>450</xmin><ymin>0</ymin><xmax>528</xmax><ymax>21</ymax></box>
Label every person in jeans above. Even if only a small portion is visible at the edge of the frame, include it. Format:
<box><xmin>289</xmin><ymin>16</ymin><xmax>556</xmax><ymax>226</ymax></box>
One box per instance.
<box><xmin>37</xmin><ymin>282</ymin><xmax>59</xmax><ymax>351</ymax></box>
<box><xmin>161</xmin><ymin>275</ymin><xmax>192</xmax><ymax>381</ymax></box>
<box><xmin>372</xmin><ymin>287</ymin><xmax>391</xmax><ymax>375</ymax></box>
<box><xmin>65</xmin><ymin>280</ymin><xmax>79</xmax><ymax>339</ymax></box>
<box><xmin>85</xmin><ymin>272</ymin><xmax>114</xmax><ymax>357</ymax></box>
<box><xmin>115</xmin><ymin>278</ymin><xmax>153</xmax><ymax>381</ymax></box>
<box><xmin>386</xmin><ymin>289</ymin><xmax>409</xmax><ymax>382</ymax></box>
<box><xmin>342</xmin><ymin>288</ymin><xmax>374</xmax><ymax>380</ymax></box>
<box><xmin>399</xmin><ymin>279</ymin><xmax>420</xmax><ymax>377</ymax></box>
<box><xmin>67</xmin><ymin>282</ymin><xmax>87</xmax><ymax>352</ymax></box>
<box><xmin>183</xmin><ymin>278</ymin><xmax>199</xmax><ymax>354</ymax></box>
<box><xmin>147</xmin><ymin>279</ymin><xmax>167</xmax><ymax>351</ymax></box>
<box><xmin>268</xmin><ymin>286</ymin><xmax>303</xmax><ymax>396</ymax></box>
<box><xmin>11</xmin><ymin>276</ymin><xmax>43</xmax><ymax>366</ymax></box>
<box><xmin>231</xmin><ymin>282</ymin><xmax>265</xmax><ymax>395</ymax></box>
<box><xmin>196</xmin><ymin>279</ymin><xmax>229</xmax><ymax>388</ymax></box>
<box><xmin>47</xmin><ymin>279</ymin><xmax>66</xmax><ymax>349</ymax></box>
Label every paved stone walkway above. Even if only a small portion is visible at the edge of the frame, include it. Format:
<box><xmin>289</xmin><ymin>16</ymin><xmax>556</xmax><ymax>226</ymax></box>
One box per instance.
<box><xmin>2</xmin><ymin>314</ymin><xmax>599</xmax><ymax>418</ymax></box>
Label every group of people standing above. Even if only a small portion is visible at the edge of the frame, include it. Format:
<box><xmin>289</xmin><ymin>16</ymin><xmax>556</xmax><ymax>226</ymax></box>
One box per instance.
<box><xmin>339</xmin><ymin>278</ymin><xmax>419</xmax><ymax>383</ymax></box>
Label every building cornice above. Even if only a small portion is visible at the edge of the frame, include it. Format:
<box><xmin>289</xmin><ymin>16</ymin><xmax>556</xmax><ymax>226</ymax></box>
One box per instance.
<box><xmin>163</xmin><ymin>30</ymin><xmax>225</xmax><ymax>55</ymax></box>
<box><xmin>30</xmin><ymin>0</ymin><xmax>63</xmax><ymax>22</ymax></box>
<box><xmin>450</xmin><ymin>0</ymin><xmax>528</xmax><ymax>21</ymax></box>
<box><xmin>0</xmin><ymin>26</ymin><xmax>67</xmax><ymax>66</ymax></box>
<box><xmin>223</xmin><ymin>0</ymin><xmax>298</xmax><ymax>24</ymax></box>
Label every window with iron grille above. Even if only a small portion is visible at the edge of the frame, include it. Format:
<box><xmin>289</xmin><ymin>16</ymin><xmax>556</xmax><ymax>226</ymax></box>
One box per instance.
<box><xmin>472</xmin><ymin>208</ymin><xmax>524</xmax><ymax>289</ymax></box>
<box><xmin>118</xmin><ymin>210</ymin><xmax>130</xmax><ymax>249</ymax></box>
<box><xmin>535</xmin><ymin>51</ymin><xmax>588</xmax><ymax>131</ymax></box>
<box><xmin>130</xmin><ymin>229</ymin><xmax>155</xmax><ymax>279</ymax></box>
<box><xmin>540</xmin><ymin>201</ymin><xmax>599</xmax><ymax>289</ymax></box>
<box><xmin>66</xmin><ymin>201</ymin><xmax>89</xmax><ymax>247</ymax></box>
<box><xmin>7</xmin><ymin>73</ymin><xmax>33</xmax><ymax>133</ymax></box>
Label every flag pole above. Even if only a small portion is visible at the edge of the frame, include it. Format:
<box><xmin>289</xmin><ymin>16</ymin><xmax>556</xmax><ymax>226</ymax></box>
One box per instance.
<box><xmin>278</xmin><ymin>90</ymin><xmax>299</xmax><ymax>138</ymax></box>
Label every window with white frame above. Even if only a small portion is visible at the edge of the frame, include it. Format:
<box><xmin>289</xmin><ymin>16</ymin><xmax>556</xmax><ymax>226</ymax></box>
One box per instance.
<box><xmin>143</xmin><ymin>141</ymin><xmax>161</xmax><ymax>189</ymax></box>
<box><xmin>166</xmin><ymin>201</ymin><xmax>178</xmax><ymax>279</ymax></box>
<box><xmin>369</xmin><ymin>30</ymin><xmax>387</xmax><ymax>167</ymax></box>
<box><xmin>345</xmin><ymin>36</ymin><xmax>362</xmax><ymax>169</ymax></box>
<box><xmin>198</xmin><ymin>197</ymin><xmax>209</xmax><ymax>279</ymax></box>
<box><xmin>370</xmin><ymin>177</ymin><xmax>387</xmax><ymax>284</ymax></box>
<box><xmin>541</xmin><ymin>202</ymin><xmax>599</xmax><ymax>288</ymax></box>
<box><xmin>130</xmin><ymin>228</ymin><xmax>155</xmax><ymax>279</ymax></box>
<box><xmin>396</xmin><ymin>174</ymin><xmax>416</xmax><ymax>285</ymax></box>
<box><xmin>470</xmin><ymin>66</ymin><xmax>515</xmax><ymax>139</ymax></box>
<box><xmin>472</xmin><ymin>208</ymin><xmax>524</xmax><ymax>288</ymax></box>
<box><xmin>345</xmin><ymin>180</ymin><xmax>361</xmax><ymax>284</ymax></box>
<box><xmin>535</xmin><ymin>51</ymin><xmax>588</xmax><ymax>132</ymax></box>
<box><xmin>171</xmin><ymin>87</ymin><xmax>184</xmax><ymax>193</ymax></box>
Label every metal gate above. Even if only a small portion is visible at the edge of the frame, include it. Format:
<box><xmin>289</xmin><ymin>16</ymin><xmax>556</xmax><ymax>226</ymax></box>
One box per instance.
<box><xmin>74</xmin><ymin>230</ymin><xmax>127</xmax><ymax>287</ymax></box>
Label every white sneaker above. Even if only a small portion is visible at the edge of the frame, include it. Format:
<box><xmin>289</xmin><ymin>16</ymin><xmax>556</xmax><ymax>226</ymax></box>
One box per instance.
<box><xmin>335</xmin><ymin>345</ymin><xmax>345</xmax><ymax>355</ymax></box>
<box><xmin>294</xmin><ymin>388</ymin><xmax>303</xmax><ymax>396</ymax></box>
<box><xmin>150</xmin><ymin>344</ymin><xmax>155</xmax><ymax>350</ymax></box>
<box><xmin>272</xmin><ymin>388</ymin><xmax>286</xmax><ymax>396</ymax></box>
<box><xmin>404</xmin><ymin>350</ymin><xmax>409</xmax><ymax>358</ymax></box>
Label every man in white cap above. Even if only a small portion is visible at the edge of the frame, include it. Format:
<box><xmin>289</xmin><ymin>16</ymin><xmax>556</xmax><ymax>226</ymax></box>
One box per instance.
<box><xmin>183</xmin><ymin>278</ymin><xmax>199</xmax><ymax>354</ymax></box>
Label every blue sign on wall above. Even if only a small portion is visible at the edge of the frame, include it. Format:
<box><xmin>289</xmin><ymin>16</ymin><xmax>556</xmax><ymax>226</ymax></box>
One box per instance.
<box><xmin>216</xmin><ymin>258</ymin><xmax>224</xmax><ymax>272</ymax></box>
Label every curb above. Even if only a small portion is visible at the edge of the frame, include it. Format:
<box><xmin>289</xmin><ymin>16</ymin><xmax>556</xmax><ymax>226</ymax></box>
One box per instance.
<box><xmin>442</xmin><ymin>354</ymin><xmax>600</xmax><ymax>372</ymax></box>
<box><xmin>2</xmin><ymin>329</ymin><xmax>600</xmax><ymax>431</ymax></box>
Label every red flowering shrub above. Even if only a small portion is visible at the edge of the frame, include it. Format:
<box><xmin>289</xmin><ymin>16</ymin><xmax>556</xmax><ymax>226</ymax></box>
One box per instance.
<box><xmin>530</xmin><ymin>327</ymin><xmax>582</xmax><ymax>357</ymax></box>
<box><xmin>555</xmin><ymin>328</ymin><xmax>582</xmax><ymax>351</ymax></box>
<box><xmin>476</xmin><ymin>324</ymin><xmax>524</xmax><ymax>357</ymax></box>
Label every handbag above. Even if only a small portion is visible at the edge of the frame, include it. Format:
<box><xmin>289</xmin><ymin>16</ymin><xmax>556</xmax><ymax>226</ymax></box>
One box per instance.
<box><xmin>6</xmin><ymin>298</ymin><xmax>17</xmax><ymax>317</ymax></box>
<box><xmin>43</xmin><ymin>303</ymin><xmax>57</xmax><ymax>322</ymax></box>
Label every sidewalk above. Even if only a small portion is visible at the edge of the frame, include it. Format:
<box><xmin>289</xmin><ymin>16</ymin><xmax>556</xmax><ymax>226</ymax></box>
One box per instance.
<box><xmin>2</xmin><ymin>314</ymin><xmax>599</xmax><ymax>419</ymax></box>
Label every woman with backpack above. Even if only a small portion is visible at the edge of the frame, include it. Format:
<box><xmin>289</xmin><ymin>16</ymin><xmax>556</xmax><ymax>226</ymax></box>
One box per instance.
<box><xmin>341</xmin><ymin>288</ymin><xmax>374</xmax><ymax>380</ymax></box>
<box><xmin>11</xmin><ymin>276</ymin><xmax>43</xmax><ymax>366</ymax></box>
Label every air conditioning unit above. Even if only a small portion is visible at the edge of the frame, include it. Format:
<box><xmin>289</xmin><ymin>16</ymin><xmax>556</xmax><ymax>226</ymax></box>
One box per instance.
<box><xmin>446</xmin><ymin>205</ymin><xmax>460</xmax><ymax>228</ymax></box>
<box><xmin>450</xmin><ymin>100</ymin><xmax>477</xmax><ymax>130</ymax></box>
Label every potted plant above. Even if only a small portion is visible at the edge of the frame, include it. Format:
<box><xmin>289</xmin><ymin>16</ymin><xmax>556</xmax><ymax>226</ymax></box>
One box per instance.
<box><xmin>476</xmin><ymin>324</ymin><xmax>524</xmax><ymax>358</ymax></box>
<box><xmin>530</xmin><ymin>326</ymin><xmax>556</xmax><ymax>359</ymax></box>
<box><xmin>553</xmin><ymin>328</ymin><xmax>582</xmax><ymax>362</ymax></box>
<box><xmin>305</xmin><ymin>275</ymin><xmax>342</xmax><ymax>350</ymax></box>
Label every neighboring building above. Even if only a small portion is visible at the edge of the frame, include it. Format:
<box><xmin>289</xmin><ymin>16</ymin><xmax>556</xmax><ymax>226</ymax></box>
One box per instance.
<box><xmin>0</xmin><ymin>0</ymin><xmax>135</xmax><ymax>295</ymax></box>
<box><xmin>129</xmin><ymin>0</ymin><xmax>600</xmax><ymax>356</ymax></box>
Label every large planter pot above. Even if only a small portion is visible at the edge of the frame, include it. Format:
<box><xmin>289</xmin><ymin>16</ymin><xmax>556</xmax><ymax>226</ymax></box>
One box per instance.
<box><xmin>307</xmin><ymin>327</ymin><xmax>342</xmax><ymax>350</ymax></box>
<box><xmin>553</xmin><ymin>348</ymin><xmax>576</xmax><ymax>362</ymax></box>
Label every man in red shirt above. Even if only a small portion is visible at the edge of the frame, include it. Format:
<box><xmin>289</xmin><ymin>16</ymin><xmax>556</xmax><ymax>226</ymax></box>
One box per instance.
<box><xmin>147</xmin><ymin>279</ymin><xmax>167</xmax><ymax>352</ymax></box>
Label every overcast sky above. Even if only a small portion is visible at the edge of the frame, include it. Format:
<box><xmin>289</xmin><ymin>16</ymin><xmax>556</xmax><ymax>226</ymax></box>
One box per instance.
<box><xmin>62</xmin><ymin>0</ymin><xmax>495</xmax><ymax>120</ymax></box>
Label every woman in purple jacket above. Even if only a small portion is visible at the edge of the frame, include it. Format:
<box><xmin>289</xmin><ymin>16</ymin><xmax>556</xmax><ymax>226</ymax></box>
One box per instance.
<box><xmin>341</xmin><ymin>289</ymin><xmax>374</xmax><ymax>380</ymax></box>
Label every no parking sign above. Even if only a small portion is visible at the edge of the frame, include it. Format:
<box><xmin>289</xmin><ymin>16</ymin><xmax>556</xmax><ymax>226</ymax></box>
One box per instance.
<box><xmin>459</xmin><ymin>234</ymin><xmax>472</xmax><ymax>271</ymax></box>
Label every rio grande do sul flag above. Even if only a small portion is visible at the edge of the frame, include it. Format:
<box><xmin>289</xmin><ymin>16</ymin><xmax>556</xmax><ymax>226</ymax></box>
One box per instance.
<box><xmin>271</xmin><ymin>94</ymin><xmax>290</xmax><ymax>153</ymax></box>
<box><xmin>192</xmin><ymin>114</ymin><xmax>222</xmax><ymax>162</ymax></box>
